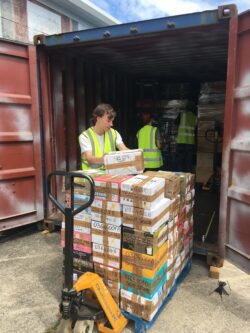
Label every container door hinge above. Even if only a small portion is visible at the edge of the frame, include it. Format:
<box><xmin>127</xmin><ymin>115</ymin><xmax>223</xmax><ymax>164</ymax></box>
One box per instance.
<box><xmin>218</xmin><ymin>5</ymin><xmax>238</xmax><ymax>19</ymax></box>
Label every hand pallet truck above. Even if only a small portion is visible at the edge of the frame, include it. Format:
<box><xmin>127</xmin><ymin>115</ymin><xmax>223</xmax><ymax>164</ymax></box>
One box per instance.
<box><xmin>47</xmin><ymin>171</ymin><xmax>128</xmax><ymax>333</ymax></box>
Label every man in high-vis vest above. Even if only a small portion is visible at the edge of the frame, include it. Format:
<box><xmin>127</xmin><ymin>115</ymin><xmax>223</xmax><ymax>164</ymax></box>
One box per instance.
<box><xmin>176</xmin><ymin>109</ymin><xmax>197</xmax><ymax>172</ymax></box>
<box><xmin>137</xmin><ymin>111</ymin><xmax>163</xmax><ymax>171</ymax></box>
<box><xmin>79</xmin><ymin>104</ymin><xmax>128</xmax><ymax>170</ymax></box>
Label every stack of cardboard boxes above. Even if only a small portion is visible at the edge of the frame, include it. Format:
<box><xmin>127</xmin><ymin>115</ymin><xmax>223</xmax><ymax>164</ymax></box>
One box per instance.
<box><xmin>60</xmin><ymin>151</ymin><xmax>194</xmax><ymax>321</ymax></box>
<box><xmin>175</xmin><ymin>173</ymin><xmax>195</xmax><ymax>277</ymax></box>
<box><xmin>196</xmin><ymin>81</ymin><xmax>225</xmax><ymax>184</ymax></box>
<box><xmin>91</xmin><ymin>174</ymin><xmax>132</xmax><ymax>303</ymax></box>
<box><xmin>120</xmin><ymin>174</ymin><xmax>172</xmax><ymax>321</ymax></box>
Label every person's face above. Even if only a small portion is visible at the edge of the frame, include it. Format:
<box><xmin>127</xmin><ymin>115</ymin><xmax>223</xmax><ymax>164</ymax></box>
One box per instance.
<box><xmin>96</xmin><ymin>112</ymin><xmax>114</xmax><ymax>132</ymax></box>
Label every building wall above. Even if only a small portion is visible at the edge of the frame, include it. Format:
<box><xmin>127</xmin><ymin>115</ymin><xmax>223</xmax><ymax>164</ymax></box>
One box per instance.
<box><xmin>0</xmin><ymin>0</ymin><xmax>109</xmax><ymax>44</ymax></box>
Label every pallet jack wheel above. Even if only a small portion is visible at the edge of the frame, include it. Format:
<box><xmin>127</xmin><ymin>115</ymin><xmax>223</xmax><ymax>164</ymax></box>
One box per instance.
<box><xmin>55</xmin><ymin>318</ymin><xmax>73</xmax><ymax>333</ymax></box>
<box><xmin>73</xmin><ymin>320</ymin><xmax>94</xmax><ymax>333</ymax></box>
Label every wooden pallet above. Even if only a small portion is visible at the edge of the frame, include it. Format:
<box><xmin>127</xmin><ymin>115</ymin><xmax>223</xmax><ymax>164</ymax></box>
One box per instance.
<box><xmin>193</xmin><ymin>241</ymin><xmax>224</xmax><ymax>268</ymax></box>
<box><xmin>43</xmin><ymin>212</ymin><xmax>63</xmax><ymax>232</ymax></box>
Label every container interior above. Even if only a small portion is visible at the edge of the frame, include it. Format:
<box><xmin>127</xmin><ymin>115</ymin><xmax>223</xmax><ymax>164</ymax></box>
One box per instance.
<box><xmin>43</xmin><ymin>17</ymin><xmax>230</xmax><ymax>245</ymax></box>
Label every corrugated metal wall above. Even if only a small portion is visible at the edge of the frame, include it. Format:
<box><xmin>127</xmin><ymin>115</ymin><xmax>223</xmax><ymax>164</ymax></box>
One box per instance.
<box><xmin>219</xmin><ymin>10</ymin><xmax>250</xmax><ymax>272</ymax></box>
<box><xmin>0</xmin><ymin>39</ymin><xmax>43</xmax><ymax>230</ymax></box>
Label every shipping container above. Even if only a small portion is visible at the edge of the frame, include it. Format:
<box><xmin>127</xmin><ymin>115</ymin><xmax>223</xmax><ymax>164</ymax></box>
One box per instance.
<box><xmin>0</xmin><ymin>4</ymin><xmax>249</xmax><ymax>272</ymax></box>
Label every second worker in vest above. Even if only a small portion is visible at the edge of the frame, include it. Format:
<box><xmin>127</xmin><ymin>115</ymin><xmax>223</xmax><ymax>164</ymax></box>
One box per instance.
<box><xmin>137</xmin><ymin>111</ymin><xmax>163</xmax><ymax>171</ymax></box>
<box><xmin>79</xmin><ymin>103</ymin><xmax>129</xmax><ymax>170</ymax></box>
<box><xmin>176</xmin><ymin>106</ymin><xmax>197</xmax><ymax>173</ymax></box>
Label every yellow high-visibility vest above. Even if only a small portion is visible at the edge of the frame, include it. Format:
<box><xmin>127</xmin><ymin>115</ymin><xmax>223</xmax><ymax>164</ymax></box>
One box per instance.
<box><xmin>176</xmin><ymin>111</ymin><xmax>196</xmax><ymax>145</ymax></box>
<box><xmin>80</xmin><ymin>127</ymin><xmax>117</xmax><ymax>170</ymax></box>
<box><xmin>137</xmin><ymin>125</ymin><xmax>163</xmax><ymax>169</ymax></box>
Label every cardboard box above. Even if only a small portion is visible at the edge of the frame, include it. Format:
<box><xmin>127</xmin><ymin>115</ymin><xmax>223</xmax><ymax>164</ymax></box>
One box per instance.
<box><xmin>61</xmin><ymin>226</ymin><xmax>92</xmax><ymax>252</ymax></box>
<box><xmin>122</xmin><ymin>253</ymin><xmax>168</xmax><ymax>280</ymax></box>
<box><xmin>196</xmin><ymin>152</ymin><xmax>214</xmax><ymax>183</ymax></box>
<box><xmin>169</xmin><ymin>195</ymin><xmax>180</xmax><ymax>220</ymax></box>
<box><xmin>92</xmin><ymin>221</ymin><xmax>121</xmax><ymax>249</ymax></box>
<box><xmin>72</xmin><ymin>250</ymin><xmax>92</xmax><ymax>261</ymax></box>
<box><xmin>91</xmin><ymin>199</ymin><xmax>122</xmax><ymax>216</ymax></box>
<box><xmin>122</xmin><ymin>222</ymin><xmax>168</xmax><ymax>256</ymax></box>
<box><xmin>94</xmin><ymin>174</ymin><xmax>132</xmax><ymax>202</ymax></box>
<box><xmin>122</xmin><ymin>198</ymin><xmax>170</xmax><ymax>233</ymax></box>
<box><xmin>73</xmin><ymin>258</ymin><xmax>94</xmax><ymax>272</ymax></box>
<box><xmin>94</xmin><ymin>263</ymin><xmax>120</xmax><ymax>303</ymax></box>
<box><xmin>61</xmin><ymin>240</ymin><xmax>92</xmax><ymax>254</ymax></box>
<box><xmin>121</xmin><ymin>175</ymin><xmax>165</xmax><ymax>209</ymax></box>
<box><xmin>145</xmin><ymin>171</ymin><xmax>180</xmax><ymax>199</ymax></box>
<box><xmin>197</xmin><ymin>120</ymin><xmax>216</xmax><ymax>137</ymax></box>
<box><xmin>174</xmin><ymin>255</ymin><xmax>182</xmax><ymax>279</ymax></box>
<box><xmin>121</xmin><ymin>193</ymin><xmax>164</xmax><ymax>210</ymax></box>
<box><xmin>91</xmin><ymin>199</ymin><xmax>122</xmax><ymax>226</ymax></box>
<box><xmin>120</xmin><ymin>287</ymin><xmax>164</xmax><ymax>321</ymax></box>
<box><xmin>104</xmin><ymin>149</ymin><xmax>144</xmax><ymax>175</ymax></box>
<box><xmin>94</xmin><ymin>262</ymin><xmax>120</xmax><ymax>281</ymax></box>
<box><xmin>62</xmin><ymin>220</ymin><xmax>91</xmax><ymax>235</ymax></box>
<box><xmin>185</xmin><ymin>189</ymin><xmax>195</xmax><ymax>205</ymax></box>
<box><xmin>197</xmin><ymin>104</ymin><xmax>224</xmax><ymax>121</ymax></box>
<box><xmin>74</xmin><ymin>206</ymin><xmax>92</xmax><ymax>219</ymax></box>
<box><xmin>61</xmin><ymin>229</ymin><xmax>91</xmax><ymax>243</ymax></box>
<box><xmin>197</xmin><ymin>136</ymin><xmax>222</xmax><ymax>153</ymax></box>
<box><xmin>121</xmin><ymin>261</ymin><xmax>167</xmax><ymax>298</ymax></box>
<box><xmin>63</xmin><ymin>251</ymin><xmax>93</xmax><ymax>274</ymax></box>
<box><xmin>62</xmin><ymin>169</ymin><xmax>105</xmax><ymax>193</ymax></box>
<box><xmin>122</xmin><ymin>241</ymin><xmax>168</xmax><ymax>271</ymax></box>
<box><xmin>92</xmin><ymin>243</ymin><xmax>121</xmax><ymax>269</ymax></box>
<box><xmin>209</xmin><ymin>266</ymin><xmax>220</xmax><ymax>279</ymax></box>
<box><xmin>72</xmin><ymin>268</ymin><xmax>94</xmax><ymax>283</ymax></box>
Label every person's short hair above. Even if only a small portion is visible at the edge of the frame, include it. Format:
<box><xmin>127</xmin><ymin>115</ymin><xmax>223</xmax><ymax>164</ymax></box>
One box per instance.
<box><xmin>91</xmin><ymin>103</ymin><xmax>116</xmax><ymax>125</ymax></box>
<box><xmin>141</xmin><ymin>110</ymin><xmax>153</xmax><ymax>124</ymax></box>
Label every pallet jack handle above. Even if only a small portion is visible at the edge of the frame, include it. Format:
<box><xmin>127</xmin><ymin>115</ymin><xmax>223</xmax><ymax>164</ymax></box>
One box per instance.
<box><xmin>47</xmin><ymin>170</ymin><xmax>95</xmax><ymax>216</ymax></box>
<box><xmin>47</xmin><ymin>171</ymin><xmax>95</xmax><ymax>290</ymax></box>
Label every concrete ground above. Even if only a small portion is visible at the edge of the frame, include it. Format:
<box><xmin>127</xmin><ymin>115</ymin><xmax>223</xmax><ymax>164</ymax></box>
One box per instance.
<box><xmin>0</xmin><ymin>227</ymin><xmax>249</xmax><ymax>333</ymax></box>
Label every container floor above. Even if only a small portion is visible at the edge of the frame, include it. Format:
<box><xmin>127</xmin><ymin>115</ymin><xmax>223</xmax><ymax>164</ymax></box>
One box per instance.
<box><xmin>0</xmin><ymin>227</ymin><xmax>249</xmax><ymax>333</ymax></box>
<box><xmin>194</xmin><ymin>183</ymin><xmax>220</xmax><ymax>244</ymax></box>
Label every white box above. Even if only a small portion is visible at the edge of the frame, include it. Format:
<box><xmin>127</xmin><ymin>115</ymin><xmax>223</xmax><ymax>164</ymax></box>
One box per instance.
<box><xmin>121</xmin><ymin>175</ymin><xmax>165</xmax><ymax>209</ymax></box>
<box><xmin>91</xmin><ymin>221</ymin><xmax>121</xmax><ymax>249</ymax></box>
<box><xmin>122</xmin><ymin>198</ymin><xmax>171</xmax><ymax>233</ymax></box>
<box><xmin>91</xmin><ymin>199</ymin><xmax>122</xmax><ymax>226</ymax></box>
<box><xmin>104</xmin><ymin>149</ymin><xmax>144</xmax><ymax>175</ymax></box>
<box><xmin>61</xmin><ymin>221</ymin><xmax>91</xmax><ymax>235</ymax></box>
<box><xmin>92</xmin><ymin>243</ymin><xmax>121</xmax><ymax>269</ymax></box>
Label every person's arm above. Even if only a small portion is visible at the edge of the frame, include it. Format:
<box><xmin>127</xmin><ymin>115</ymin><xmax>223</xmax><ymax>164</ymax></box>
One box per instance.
<box><xmin>155</xmin><ymin>128</ymin><xmax>162</xmax><ymax>149</ymax></box>
<box><xmin>79</xmin><ymin>132</ymin><xmax>104</xmax><ymax>166</ymax></box>
<box><xmin>156</xmin><ymin>139</ymin><xmax>162</xmax><ymax>149</ymax></box>
<box><xmin>117</xmin><ymin>142</ymin><xmax>129</xmax><ymax>150</ymax></box>
<box><xmin>82</xmin><ymin>150</ymin><xmax>104</xmax><ymax>165</ymax></box>
<box><xmin>115</xmin><ymin>130</ymin><xmax>129</xmax><ymax>150</ymax></box>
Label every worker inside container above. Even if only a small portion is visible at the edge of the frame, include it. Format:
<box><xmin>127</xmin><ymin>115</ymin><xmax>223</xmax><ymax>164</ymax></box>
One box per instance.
<box><xmin>176</xmin><ymin>102</ymin><xmax>197</xmax><ymax>173</ymax></box>
<box><xmin>137</xmin><ymin>110</ymin><xmax>163</xmax><ymax>171</ymax></box>
<box><xmin>79</xmin><ymin>103</ymin><xmax>129</xmax><ymax>170</ymax></box>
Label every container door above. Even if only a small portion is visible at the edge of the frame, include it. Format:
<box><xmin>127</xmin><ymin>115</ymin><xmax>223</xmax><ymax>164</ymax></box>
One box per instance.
<box><xmin>219</xmin><ymin>11</ymin><xmax>250</xmax><ymax>272</ymax></box>
<box><xmin>0</xmin><ymin>40</ymin><xmax>43</xmax><ymax>231</ymax></box>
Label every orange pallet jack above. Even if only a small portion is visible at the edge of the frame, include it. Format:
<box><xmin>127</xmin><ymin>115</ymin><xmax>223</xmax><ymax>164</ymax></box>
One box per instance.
<box><xmin>48</xmin><ymin>171</ymin><xmax>128</xmax><ymax>333</ymax></box>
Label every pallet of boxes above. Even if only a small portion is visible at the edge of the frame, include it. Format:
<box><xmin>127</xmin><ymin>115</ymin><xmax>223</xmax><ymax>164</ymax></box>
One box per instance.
<box><xmin>61</xmin><ymin>149</ymin><xmax>194</xmax><ymax>327</ymax></box>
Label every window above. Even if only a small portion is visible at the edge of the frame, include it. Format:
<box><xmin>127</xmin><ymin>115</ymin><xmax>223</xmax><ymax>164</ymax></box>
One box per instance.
<box><xmin>27</xmin><ymin>1</ymin><xmax>61</xmax><ymax>42</ymax></box>
<box><xmin>0</xmin><ymin>0</ymin><xmax>14</xmax><ymax>40</ymax></box>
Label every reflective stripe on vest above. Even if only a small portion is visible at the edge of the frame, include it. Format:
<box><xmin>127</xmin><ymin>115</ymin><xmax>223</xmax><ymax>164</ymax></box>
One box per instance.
<box><xmin>80</xmin><ymin>127</ymin><xmax>116</xmax><ymax>170</ymax></box>
<box><xmin>137</xmin><ymin>125</ymin><xmax>163</xmax><ymax>169</ymax></box>
<box><xmin>176</xmin><ymin>112</ymin><xmax>196</xmax><ymax>145</ymax></box>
